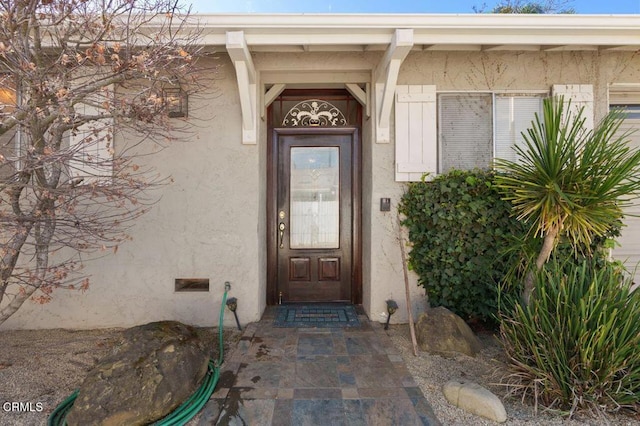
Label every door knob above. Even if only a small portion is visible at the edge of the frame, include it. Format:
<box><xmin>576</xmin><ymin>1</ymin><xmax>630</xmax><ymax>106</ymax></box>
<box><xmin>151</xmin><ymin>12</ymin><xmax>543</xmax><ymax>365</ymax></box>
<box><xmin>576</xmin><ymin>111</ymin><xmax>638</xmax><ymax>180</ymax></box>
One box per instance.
<box><xmin>278</xmin><ymin>222</ymin><xmax>286</xmax><ymax>248</ymax></box>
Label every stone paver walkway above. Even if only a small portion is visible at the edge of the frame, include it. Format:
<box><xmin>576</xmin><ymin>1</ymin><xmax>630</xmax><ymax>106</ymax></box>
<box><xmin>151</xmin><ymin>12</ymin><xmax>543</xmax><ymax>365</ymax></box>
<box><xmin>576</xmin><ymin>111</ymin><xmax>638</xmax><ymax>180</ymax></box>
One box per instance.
<box><xmin>198</xmin><ymin>307</ymin><xmax>441</xmax><ymax>425</ymax></box>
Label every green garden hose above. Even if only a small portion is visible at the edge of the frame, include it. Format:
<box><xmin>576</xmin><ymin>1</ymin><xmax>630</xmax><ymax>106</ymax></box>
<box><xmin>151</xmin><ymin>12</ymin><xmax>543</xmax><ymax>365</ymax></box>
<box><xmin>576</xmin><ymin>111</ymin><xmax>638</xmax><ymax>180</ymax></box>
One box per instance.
<box><xmin>48</xmin><ymin>286</ymin><xmax>229</xmax><ymax>426</ymax></box>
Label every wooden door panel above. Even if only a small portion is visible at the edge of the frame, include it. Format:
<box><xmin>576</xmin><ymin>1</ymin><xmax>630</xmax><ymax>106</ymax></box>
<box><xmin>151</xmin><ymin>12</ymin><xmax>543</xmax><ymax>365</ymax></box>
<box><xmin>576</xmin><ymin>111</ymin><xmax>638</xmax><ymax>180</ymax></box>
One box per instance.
<box><xmin>274</xmin><ymin>130</ymin><xmax>355</xmax><ymax>303</ymax></box>
<box><xmin>289</xmin><ymin>258</ymin><xmax>311</xmax><ymax>281</ymax></box>
<box><xmin>319</xmin><ymin>258</ymin><xmax>340</xmax><ymax>281</ymax></box>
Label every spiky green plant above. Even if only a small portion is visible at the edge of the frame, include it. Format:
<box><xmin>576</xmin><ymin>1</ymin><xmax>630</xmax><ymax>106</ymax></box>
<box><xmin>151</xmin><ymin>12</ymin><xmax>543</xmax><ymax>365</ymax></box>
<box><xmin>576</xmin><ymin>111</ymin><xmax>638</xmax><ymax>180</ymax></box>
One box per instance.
<box><xmin>501</xmin><ymin>258</ymin><xmax>640</xmax><ymax>416</ymax></box>
<box><xmin>494</xmin><ymin>96</ymin><xmax>640</xmax><ymax>304</ymax></box>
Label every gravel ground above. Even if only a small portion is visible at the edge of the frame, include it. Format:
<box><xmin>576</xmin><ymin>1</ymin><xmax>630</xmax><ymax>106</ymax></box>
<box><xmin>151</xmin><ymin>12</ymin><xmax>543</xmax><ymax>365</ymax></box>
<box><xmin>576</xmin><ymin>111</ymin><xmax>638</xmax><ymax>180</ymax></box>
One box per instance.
<box><xmin>388</xmin><ymin>324</ymin><xmax>640</xmax><ymax>426</ymax></box>
<box><xmin>1</xmin><ymin>323</ymin><xmax>639</xmax><ymax>425</ymax></box>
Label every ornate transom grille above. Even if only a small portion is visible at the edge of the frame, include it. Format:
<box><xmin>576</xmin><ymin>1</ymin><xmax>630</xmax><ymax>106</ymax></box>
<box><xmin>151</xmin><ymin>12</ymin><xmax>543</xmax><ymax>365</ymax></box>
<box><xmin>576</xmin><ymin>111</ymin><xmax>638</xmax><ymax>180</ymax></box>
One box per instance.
<box><xmin>282</xmin><ymin>99</ymin><xmax>347</xmax><ymax>127</ymax></box>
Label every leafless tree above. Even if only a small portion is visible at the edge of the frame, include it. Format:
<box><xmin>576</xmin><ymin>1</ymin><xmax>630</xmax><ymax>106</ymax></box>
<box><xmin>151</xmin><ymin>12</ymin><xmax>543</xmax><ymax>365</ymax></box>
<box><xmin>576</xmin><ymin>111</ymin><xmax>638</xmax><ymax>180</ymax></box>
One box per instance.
<box><xmin>0</xmin><ymin>0</ymin><xmax>206</xmax><ymax>324</ymax></box>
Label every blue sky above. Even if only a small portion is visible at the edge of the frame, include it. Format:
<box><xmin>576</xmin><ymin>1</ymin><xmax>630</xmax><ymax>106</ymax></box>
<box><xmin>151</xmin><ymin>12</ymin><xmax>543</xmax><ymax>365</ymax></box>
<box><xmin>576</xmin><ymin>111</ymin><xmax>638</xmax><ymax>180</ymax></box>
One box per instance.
<box><xmin>188</xmin><ymin>0</ymin><xmax>640</xmax><ymax>14</ymax></box>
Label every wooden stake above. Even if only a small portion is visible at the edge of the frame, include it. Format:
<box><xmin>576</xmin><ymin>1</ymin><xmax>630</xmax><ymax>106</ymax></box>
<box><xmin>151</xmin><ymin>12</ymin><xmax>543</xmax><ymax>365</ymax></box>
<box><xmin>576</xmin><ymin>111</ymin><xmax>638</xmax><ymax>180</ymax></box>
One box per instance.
<box><xmin>397</xmin><ymin>214</ymin><xmax>419</xmax><ymax>357</ymax></box>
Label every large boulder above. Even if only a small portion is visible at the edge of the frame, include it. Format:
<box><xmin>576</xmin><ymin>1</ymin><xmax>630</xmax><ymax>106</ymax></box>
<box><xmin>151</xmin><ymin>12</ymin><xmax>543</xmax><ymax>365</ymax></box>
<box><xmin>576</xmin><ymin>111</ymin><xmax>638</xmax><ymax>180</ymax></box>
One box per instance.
<box><xmin>66</xmin><ymin>321</ymin><xmax>209</xmax><ymax>426</ymax></box>
<box><xmin>415</xmin><ymin>307</ymin><xmax>481</xmax><ymax>356</ymax></box>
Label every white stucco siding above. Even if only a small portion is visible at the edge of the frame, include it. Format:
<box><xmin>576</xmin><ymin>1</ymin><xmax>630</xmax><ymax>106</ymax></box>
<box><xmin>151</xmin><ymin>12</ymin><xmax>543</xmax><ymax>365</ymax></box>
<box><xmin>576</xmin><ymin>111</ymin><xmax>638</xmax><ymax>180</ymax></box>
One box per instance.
<box><xmin>4</xmin><ymin>45</ymin><xmax>640</xmax><ymax>329</ymax></box>
<box><xmin>366</xmin><ymin>129</ymin><xmax>428</xmax><ymax>324</ymax></box>
<box><xmin>1</xmin><ymin>57</ymin><xmax>263</xmax><ymax>329</ymax></box>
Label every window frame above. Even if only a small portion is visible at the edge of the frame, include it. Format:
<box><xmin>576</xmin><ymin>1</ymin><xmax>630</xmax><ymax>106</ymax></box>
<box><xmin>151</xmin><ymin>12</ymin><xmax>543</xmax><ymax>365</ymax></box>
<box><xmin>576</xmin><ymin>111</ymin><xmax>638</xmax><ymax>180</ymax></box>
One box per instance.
<box><xmin>436</xmin><ymin>90</ymin><xmax>548</xmax><ymax>173</ymax></box>
<box><xmin>1</xmin><ymin>75</ymin><xmax>115</xmax><ymax>185</ymax></box>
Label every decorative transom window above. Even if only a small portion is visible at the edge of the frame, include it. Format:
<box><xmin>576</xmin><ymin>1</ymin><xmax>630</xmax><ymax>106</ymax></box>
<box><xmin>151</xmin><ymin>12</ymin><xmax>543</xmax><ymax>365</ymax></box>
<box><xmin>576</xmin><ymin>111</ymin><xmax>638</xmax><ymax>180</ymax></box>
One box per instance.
<box><xmin>282</xmin><ymin>99</ymin><xmax>346</xmax><ymax>127</ymax></box>
<box><xmin>269</xmin><ymin>91</ymin><xmax>361</xmax><ymax>128</ymax></box>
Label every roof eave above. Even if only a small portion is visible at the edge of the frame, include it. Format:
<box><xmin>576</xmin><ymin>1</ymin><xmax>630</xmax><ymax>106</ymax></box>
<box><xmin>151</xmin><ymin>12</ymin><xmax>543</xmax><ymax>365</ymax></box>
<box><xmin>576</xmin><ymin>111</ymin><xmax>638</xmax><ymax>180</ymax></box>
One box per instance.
<box><xmin>182</xmin><ymin>14</ymin><xmax>640</xmax><ymax>52</ymax></box>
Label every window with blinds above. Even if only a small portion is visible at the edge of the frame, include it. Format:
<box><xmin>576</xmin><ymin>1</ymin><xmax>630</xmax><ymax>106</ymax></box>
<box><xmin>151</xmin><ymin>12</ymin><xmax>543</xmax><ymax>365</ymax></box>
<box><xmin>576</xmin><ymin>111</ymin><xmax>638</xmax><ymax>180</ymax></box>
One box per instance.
<box><xmin>439</xmin><ymin>94</ymin><xmax>492</xmax><ymax>173</ymax></box>
<box><xmin>437</xmin><ymin>93</ymin><xmax>544</xmax><ymax>172</ymax></box>
<box><xmin>494</xmin><ymin>95</ymin><xmax>544</xmax><ymax>163</ymax></box>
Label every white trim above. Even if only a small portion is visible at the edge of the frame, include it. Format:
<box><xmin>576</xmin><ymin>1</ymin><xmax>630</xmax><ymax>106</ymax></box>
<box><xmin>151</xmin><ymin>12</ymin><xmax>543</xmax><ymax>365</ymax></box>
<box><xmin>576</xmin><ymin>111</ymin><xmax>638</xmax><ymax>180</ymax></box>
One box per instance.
<box><xmin>345</xmin><ymin>83</ymin><xmax>368</xmax><ymax>118</ymax></box>
<box><xmin>374</xmin><ymin>29</ymin><xmax>414</xmax><ymax>143</ymax></box>
<box><xmin>609</xmin><ymin>85</ymin><xmax>640</xmax><ymax>105</ymax></box>
<box><xmin>226</xmin><ymin>31</ymin><xmax>258</xmax><ymax>144</ymax></box>
<box><xmin>262</xmin><ymin>84</ymin><xmax>286</xmax><ymax>118</ymax></box>
<box><xmin>261</xmin><ymin>70</ymin><xmax>370</xmax><ymax>85</ymax></box>
<box><xmin>190</xmin><ymin>14</ymin><xmax>640</xmax><ymax>53</ymax></box>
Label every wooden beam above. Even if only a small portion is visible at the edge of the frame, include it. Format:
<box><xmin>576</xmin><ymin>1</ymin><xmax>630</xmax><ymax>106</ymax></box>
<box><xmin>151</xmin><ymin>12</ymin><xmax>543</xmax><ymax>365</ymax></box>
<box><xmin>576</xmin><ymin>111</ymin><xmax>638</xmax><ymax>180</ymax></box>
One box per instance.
<box><xmin>226</xmin><ymin>31</ymin><xmax>256</xmax><ymax>83</ymax></box>
<box><xmin>262</xmin><ymin>83</ymin><xmax>286</xmax><ymax>118</ymax></box>
<box><xmin>345</xmin><ymin>83</ymin><xmax>369</xmax><ymax>118</ymax></box>
<box><xmin>481</xmin><ymin>44</ymin><xmax>540</xmax><ymax>51</ymax></box>
<box><xmin>542</xmin><ymin>44</ymin><xmax>598</xmax><ymax>52</ymax></box>
<box><xmin>226</xmin><ymin>31</ymin><xmax>257</xmax><ymax>144</ymax></box>
<box><xmin>374</xmin><ymin>29</ymin><xmax>414</xmax><ymax>143</ymax></box>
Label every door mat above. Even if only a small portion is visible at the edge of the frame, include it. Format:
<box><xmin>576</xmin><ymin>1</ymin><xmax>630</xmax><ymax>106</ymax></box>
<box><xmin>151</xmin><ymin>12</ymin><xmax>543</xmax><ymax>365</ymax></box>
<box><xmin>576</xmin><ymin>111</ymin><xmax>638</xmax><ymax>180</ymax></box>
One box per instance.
<box><xmin>274</xmin><ymin>304</ymin><xmax>360</xmax><ymax>328</ymax></box>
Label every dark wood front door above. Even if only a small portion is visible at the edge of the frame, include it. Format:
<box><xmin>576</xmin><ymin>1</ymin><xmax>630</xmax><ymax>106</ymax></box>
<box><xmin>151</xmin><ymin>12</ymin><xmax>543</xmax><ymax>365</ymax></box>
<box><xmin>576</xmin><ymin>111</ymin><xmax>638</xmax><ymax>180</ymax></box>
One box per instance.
<box><xmin>270</xmin><ymin>128</ymin><xmax>359</xmax><ymax>303</ymax></box>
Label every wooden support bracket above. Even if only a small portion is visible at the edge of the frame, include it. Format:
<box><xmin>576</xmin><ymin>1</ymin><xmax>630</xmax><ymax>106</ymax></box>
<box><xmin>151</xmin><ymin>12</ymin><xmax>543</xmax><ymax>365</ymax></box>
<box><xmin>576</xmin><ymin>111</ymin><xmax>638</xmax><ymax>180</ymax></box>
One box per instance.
<box><xmin>374</xmin><ymin>29</ymin><xmax>414</xmax><ymax>143</ymax></box>
<box><xmin>226</xmin><ymin>31</ymin><xmax>258</xmax><ymax>144</ymax></box>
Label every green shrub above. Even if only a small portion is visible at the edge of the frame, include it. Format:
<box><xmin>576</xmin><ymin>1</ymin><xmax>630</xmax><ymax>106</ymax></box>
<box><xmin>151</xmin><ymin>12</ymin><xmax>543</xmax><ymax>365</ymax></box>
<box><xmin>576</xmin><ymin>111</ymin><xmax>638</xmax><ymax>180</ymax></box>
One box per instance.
<box><xmin>399</xmin><ymin>169</ymin><xmax>525</xmax><ymax>322</ymax></box>
<box><xmin>501</xmin><ymin>257</ymin><xmax>640</xmax><ymax>415</ymax></box>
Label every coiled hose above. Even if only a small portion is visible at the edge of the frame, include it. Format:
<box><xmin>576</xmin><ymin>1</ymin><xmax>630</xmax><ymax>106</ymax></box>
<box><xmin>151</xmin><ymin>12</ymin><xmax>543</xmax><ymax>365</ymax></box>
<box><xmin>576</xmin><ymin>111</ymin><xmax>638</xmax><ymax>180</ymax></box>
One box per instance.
<box><xmin>48</xmin><ymin>288</ymin><xmax>229</xmax><ymax>426</ymax></box>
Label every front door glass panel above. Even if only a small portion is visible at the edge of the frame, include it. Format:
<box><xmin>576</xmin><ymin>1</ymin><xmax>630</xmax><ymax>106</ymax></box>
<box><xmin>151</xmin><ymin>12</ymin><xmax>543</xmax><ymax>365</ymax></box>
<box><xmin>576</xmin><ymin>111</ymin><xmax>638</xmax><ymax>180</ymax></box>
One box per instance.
<box><xmin>289</xmin><ymin>147</ymin><xmax>340</xmax><ymax>249</ymax></box>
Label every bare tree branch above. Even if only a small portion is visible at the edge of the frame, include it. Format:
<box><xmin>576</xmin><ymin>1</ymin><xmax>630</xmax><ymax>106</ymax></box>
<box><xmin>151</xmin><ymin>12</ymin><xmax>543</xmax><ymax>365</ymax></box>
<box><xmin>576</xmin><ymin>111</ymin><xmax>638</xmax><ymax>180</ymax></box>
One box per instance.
<box><xmin>0</xmin><ymin>0</ymin><xmax>210</xmax><ymax>324</ymax></box>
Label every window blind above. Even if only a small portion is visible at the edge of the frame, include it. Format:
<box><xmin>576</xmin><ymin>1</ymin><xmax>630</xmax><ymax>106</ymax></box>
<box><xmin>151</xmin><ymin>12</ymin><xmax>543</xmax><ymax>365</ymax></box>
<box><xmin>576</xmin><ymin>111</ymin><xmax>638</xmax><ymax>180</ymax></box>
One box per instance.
<box><xmin>494</xmin><ymin>96</ymin><xmax>544</xmax><ymax>163</ymax></box>
<box><xmin>439</xmin><ymin>94</ymin><xmax>492</xmax><ymax>173</ymax></box>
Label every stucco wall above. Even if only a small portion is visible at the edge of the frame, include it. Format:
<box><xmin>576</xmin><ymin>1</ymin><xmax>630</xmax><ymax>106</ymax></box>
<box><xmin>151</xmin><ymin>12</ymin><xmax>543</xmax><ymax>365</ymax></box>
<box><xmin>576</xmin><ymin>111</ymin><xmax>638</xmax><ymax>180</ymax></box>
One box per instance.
<box><xmin>400</xmin><ymin>50</ymin><xmax>640</xmax><ymax>118</ymax></box>
<box><xmin>2</xmin><ymin>57</ymin><xmax>263</xmax><ymax>330</ymax></box>
<box><xmin>3</xmin><ymin>49</ymin><xmax>639</xmax><ymax>330</ymax></box>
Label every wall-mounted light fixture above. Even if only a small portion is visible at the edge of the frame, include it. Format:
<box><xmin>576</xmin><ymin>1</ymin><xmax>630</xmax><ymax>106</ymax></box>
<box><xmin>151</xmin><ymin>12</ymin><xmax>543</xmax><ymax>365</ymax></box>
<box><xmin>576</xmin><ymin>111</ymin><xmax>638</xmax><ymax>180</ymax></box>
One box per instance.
<box><xmin>163</xmin><ymin>88</ymin><xmax>188</xmax><ymax>118</ymax></box>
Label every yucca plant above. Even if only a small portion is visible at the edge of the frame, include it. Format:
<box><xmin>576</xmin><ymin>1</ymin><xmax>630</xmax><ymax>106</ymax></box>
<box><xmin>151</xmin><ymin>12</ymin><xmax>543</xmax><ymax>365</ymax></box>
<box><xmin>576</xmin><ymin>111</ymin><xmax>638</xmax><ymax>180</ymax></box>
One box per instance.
<box><xmin>500</xmin><ymin>258</ymin><xmax>640</xmax><ymax>416</ymax></box>
<box><xmin>494</xmin><ymin>96</ymin><xmax>640</xmax><ymax>304</ymax></box>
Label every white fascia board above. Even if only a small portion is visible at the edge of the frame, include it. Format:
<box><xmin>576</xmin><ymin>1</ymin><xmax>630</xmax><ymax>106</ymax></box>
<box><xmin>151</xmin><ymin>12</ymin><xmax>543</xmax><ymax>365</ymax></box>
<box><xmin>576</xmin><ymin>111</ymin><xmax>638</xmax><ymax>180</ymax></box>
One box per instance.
<box><xmin>193</xmin><ymin>13</ymin><xmax>640</xmax><ymax>31</ymax></box>
<box><xmin>191</xmin><ymin>14</ymin><xmax>640</xmax><ymax>51</ymax></box>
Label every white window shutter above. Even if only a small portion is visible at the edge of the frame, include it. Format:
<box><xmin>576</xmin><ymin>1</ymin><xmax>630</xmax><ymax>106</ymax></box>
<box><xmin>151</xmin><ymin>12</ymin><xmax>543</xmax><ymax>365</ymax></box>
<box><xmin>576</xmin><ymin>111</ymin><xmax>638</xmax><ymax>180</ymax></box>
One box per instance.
<box><xmin>69</xmin><ymin>86</ymin><xmax>114</xmax><ymax>183</ymax></box>
<box><xmin>552</xmin><ymin>84</ymin><xmax>594</xmax><ymax>132</ymax></box>
<box><xmin>394</xmin><ymin>85</ymin><xmax>437</xmax><ymax>182</ymax></box>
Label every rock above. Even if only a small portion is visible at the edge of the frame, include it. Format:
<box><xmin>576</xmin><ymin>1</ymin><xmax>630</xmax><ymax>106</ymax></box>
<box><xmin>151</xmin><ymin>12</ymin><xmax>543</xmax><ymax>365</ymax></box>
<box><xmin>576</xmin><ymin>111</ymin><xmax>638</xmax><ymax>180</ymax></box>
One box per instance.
<box><xmin>415</xmin><ymin>307</ymin><xmax>481</xmax><ymax>356</ymax></box>
<box><xmin>443</xmin><ymin>379</ymin><xmax>507</xmax><ymax>423</ymax></box>
<box><xmin>66</xmin><ymin>321</ymin><xmax>209</xmax><ymax>426</ymax></box>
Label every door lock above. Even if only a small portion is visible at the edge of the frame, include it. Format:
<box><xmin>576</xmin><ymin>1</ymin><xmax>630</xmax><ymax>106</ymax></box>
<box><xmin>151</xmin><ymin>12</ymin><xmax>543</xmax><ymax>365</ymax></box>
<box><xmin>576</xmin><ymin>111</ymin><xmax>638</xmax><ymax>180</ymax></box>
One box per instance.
<box><xmin>278</xmin><ymin>222</ymin><xmax>286</xmax><ymax>248</ymax></box>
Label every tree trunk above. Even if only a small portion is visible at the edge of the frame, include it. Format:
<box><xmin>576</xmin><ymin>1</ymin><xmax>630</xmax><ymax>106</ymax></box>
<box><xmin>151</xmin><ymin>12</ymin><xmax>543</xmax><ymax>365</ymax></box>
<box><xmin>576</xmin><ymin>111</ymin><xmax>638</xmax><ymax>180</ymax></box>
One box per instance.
<box><xmin>522</xmin><ymin>227</ymin><xmax>559</xmax><ymax>306</ymax></box>
<box><xmin>0</xmin><ymin>197</ymin><xmax>55</xmax><ymax>325</ymax></box>
<box><xmin>0</xmin><ymin>224</ymin><xmax>33</xmax><ymax>307</ymax></box>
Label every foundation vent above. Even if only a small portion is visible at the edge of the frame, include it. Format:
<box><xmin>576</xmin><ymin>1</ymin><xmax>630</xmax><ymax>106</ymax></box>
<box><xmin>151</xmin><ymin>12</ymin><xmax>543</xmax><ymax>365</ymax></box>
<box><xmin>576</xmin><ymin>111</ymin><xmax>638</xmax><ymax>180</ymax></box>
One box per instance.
<box><xmin>175</xmin><ymin>278</ymin><xmax>210</xmax><ymax>292</ymax></box>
